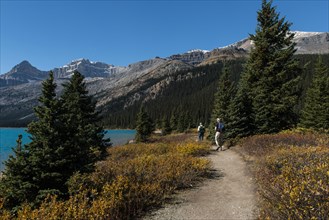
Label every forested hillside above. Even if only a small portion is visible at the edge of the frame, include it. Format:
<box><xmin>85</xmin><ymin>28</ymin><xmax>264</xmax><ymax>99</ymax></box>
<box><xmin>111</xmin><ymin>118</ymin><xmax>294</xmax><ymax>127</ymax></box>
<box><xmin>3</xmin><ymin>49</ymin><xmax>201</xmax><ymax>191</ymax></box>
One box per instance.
<box><xmin>101</xmin><ymin>59</ymin><xmax>241</xmax><ymax>128</ymax></box>
<box><xmin>101</xmin><ymin>54</ymin><xmax>329</xmax><ymax>129</ymax></box>
<box><xmin>1</xmin><ymin>54</ymin><xmax>327</xmax><ymax>129</ymax></box>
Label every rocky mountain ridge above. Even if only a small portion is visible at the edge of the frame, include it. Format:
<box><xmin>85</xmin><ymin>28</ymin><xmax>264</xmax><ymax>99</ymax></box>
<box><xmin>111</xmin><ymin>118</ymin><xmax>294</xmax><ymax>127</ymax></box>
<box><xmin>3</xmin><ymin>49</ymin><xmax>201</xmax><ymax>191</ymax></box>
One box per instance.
<box><xmin>0</xmin><ymin>31</ymin><xmax>328</xmax><ymax>126</ymax></box>
<box><xmin>2</xmin><ymin>31</ymin><xmax>328</xmax><ymax>85</ymax></box>
<box><xmin>0</xmin><ymin>61</ymin><xmax>48</xmax><ymax>87</ymax></box>
<box><xmin>168</xmin><ymin>31</ymin><xmax>329</xmax><ymax>65</ymax></box>
<box><xmin>0</xmin><ymin>58</ymin><xmax>193</xmax><ymax>126</ymax></box>
<box><xmin>52</xmin><ymin>58</ymin><xmax>126</xmax><ymax>79</ymax></box>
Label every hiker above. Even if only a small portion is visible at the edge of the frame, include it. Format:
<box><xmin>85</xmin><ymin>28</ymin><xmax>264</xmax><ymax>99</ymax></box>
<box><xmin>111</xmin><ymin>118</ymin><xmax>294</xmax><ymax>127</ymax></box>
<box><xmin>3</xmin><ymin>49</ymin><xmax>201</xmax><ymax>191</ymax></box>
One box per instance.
<box><xmin>215</xmin><ymin>118</ymin><xmax>224</xmax><ymax>151</ymax></box>
<box><xmin>197</xmin><ymin>122</ymin><xmax>205</xmax><ymax>141</ymax></box>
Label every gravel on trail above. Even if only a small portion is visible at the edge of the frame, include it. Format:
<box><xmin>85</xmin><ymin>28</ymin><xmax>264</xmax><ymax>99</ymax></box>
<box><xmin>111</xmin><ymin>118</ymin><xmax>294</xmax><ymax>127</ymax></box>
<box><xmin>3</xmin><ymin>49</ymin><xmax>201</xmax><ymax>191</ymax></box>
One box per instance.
<box><xmin>143</xmin><ymin>147</ymin><xmax>258</xmax><ymax>220</ymax></box>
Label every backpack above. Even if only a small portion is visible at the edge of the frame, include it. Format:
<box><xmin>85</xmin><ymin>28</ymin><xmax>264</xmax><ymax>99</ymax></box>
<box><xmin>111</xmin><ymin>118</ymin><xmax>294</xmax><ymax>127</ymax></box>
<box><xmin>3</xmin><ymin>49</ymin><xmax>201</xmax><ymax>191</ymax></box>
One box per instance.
<box><xmin>216</xmin><ymin>122</ymin><xmax>224</xmax><ymax>132</ymax></box>
<box><xmin>199</xmin><ymin>126</ymin><xmax>205</xmax><ymax>133</ymax></box>
<box><xmin>220</xmin><ymin>123</ymin><xmax>225</xmax><ymax>132</ymax></box>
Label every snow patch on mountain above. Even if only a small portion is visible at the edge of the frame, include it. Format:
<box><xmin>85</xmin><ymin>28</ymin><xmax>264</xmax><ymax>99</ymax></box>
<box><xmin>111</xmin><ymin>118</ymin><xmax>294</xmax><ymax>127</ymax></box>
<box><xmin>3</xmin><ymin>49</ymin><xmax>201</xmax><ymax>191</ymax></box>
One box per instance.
<box><xmin>187</xmin><ymin>49</ymin><xmax>210</xmax><ymax>54</ymax></box>
<box><xmin>291</xmin><ymin>31</ymin><xmax>324</xmax><ymax>39</ymax></box>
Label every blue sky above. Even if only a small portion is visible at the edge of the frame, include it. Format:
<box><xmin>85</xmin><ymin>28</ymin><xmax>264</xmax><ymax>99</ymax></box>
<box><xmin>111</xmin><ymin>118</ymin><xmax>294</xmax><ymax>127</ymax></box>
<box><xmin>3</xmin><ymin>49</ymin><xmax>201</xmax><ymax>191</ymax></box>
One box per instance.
<box><xmin>1</xmin><ymin>0</ymin><xmax>328</xmax><ymax>74</ymax></box>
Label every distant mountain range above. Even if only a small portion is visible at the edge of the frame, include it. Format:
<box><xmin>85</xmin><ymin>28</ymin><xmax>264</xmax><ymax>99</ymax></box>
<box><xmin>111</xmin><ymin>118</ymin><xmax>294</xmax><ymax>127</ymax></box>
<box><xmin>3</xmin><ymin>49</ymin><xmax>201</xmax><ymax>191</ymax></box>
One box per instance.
<box><xmin>0</xmin><ymin>31</ymin><xmax>328</xmax><ymax>126</ymax></box>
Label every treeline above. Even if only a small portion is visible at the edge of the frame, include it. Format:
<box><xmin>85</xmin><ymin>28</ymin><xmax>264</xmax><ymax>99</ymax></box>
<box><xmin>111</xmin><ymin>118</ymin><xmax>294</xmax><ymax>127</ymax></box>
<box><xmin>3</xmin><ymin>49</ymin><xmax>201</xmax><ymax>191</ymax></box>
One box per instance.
<box><xmin>101</xmin><ymin>54</ymin><xmax>329</xmax><ymax>129</ymax></box>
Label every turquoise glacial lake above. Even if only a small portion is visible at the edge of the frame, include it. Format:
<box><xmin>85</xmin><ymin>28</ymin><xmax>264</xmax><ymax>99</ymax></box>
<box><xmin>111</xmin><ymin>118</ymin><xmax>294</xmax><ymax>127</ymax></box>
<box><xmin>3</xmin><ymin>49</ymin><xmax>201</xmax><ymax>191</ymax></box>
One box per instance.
<box><xmin>0</xmin><ymin>128</ymin><xmax>136</xmax><ymax>171</ymax></box>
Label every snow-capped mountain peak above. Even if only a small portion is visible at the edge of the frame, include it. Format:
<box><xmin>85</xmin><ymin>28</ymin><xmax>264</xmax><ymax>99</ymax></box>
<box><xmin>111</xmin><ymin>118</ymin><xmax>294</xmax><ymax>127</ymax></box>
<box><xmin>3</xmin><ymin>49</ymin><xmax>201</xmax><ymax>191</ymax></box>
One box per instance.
<box><xmin>291</xmin><ymin>31</ymin><xmax>324</xmax><ymax>39</ymax></box>
<box><xmin>52</xmin><ymin>58</ymin><xmax>121</xmax><ymax>79</ymax></box>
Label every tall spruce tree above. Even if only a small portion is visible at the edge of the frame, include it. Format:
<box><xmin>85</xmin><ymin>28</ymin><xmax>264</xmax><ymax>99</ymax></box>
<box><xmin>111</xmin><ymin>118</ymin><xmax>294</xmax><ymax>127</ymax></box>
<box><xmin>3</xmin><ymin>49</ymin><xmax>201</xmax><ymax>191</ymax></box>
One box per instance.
<box><xmin>183</xmin><ymin>111</ymin><xmax>192</xmax><ymax>131</ymax></box>
<box><xmin>60</xmin><ymin>71</ymin><xmax>109</xmax><ymax>174</ymax></box>
<box><xmin>299</xmin><ymin>57</ymin><xmax>329</xmax><ymax>131</ymax></box>
<box><xmin>243</xmin><ymin>0</ymin><xmax>301</xmax><ymax>134</ymax></box>
<box><xmin>27</xmin><ymin>71</ymin><xmax>64</xmax><ymax>201</ymax></box>
<box><xmin>208</xmin><ymin>66</ymin><xmax>236</xmax><ymax>140</ymax></box>
<box><xmin>0</xmin><ymin>72</ymin><xmax>62</xmax><ymax>209</ymax></box>
<box><xmin>0</xmin><ymin>135</ymin><xmax>32</xmax><ymax>210</ymax></box>
<box><xmin>170</xmin><ymin>112</ymin><xmax>178</xmax><ymax>131</ymax></box>
<box><xmin>225</xmin><ymin>75</ymin><xmax>254</xmax><ymax>139</ymax></box>
<box><xmin>0</xmin><ymin>71</ymin><xmax>109</xmax><ymax>211</ymax></box>
<box><xmin>135</xmin><ymin>106</ymin><xmax>153</xmax><ymax>142</ymax></box>
<box><xmin>176</xmin><ymin>110</ymin><xmax>186</xmax><ymax>133</ymax></box>
<box><xmin>161</xmin><ymin>116</ymin><xmax>172</xmax><ymax>135</ymax></box>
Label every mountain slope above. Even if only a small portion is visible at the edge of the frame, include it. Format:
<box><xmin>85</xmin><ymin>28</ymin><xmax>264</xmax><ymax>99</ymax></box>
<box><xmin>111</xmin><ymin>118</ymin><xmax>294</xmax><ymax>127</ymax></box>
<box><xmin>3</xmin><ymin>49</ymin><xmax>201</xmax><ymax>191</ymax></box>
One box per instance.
<box><xmin>90</xmin><ymin>59</ymin><xmax>193</xmax><ymax>108</ymax></box>
<box><xmin>221</xmin><ymin>31</ymin><xmax>329</xmax><ymax>54</ymax></box>
<box><xmin>0</xmin><ymin>31</ymin><xmax>328</xmax><ymax>127</ymax></box>
<box><xmin>0</xmin><ymin>58</ymin><xmax>193</xmax><ymax>127</ymax></box>
<box><xmin>0</xmin><ymin>61</ymin><xmax>48</xmax><ymax>87</ymax></box>
<box><xmin>174</xmin><ymin>31</ymin><xmax>329</xmax><ymax>66</ymax></box>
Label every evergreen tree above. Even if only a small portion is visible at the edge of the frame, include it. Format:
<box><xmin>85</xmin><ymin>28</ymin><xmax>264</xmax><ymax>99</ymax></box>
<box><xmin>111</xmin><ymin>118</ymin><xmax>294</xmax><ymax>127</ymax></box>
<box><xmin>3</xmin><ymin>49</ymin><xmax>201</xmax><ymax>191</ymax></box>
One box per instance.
<box><xmin>27</xmin><ymin>71</ymin><xmax>65</xmax><ymax>201</ymax></box>
<box><xmin>225</xmin><ymin>76</ymin><xmax>254</xmax><ymax>139</ymax></box>
<box><xmin>0</xmin><ymin>135</ymin><xmax>32</xmax><ymax>210</ymax></box>
<box><xmin>135</xmin><ymin>106</ymin><xmax>153</xmax><ymax>142</ymax></box>
<box><xmin>161</xmin><ymin>117</ymin><xmax>172</xmax><ymax>135</ymax></box>
<box><xmin>243</xmin><ymin>0</ymin><xmax>301</xmax><ymax>134</ymax></box>
<box><xmin>183</xmin><ymin>111</ymin><xmax>192</xmax><ymax>132</ymax></box>
<box><xmin>60</xmin><ymin>71</ymin><xmax>109</xmax><ymax>174</ymax></box>
<box><xmin>155</xmin><ymin>118</ymin><xmax>161</xmax><ymax>130</ymax></box>
<box><xmin>0</xmin><ymin>72</ymin><xmax>62</xmax><ymax>209</ymax></box>
<box><xmin>208</xmin><ymin>66</ymin><xmax>236</xmax><ymax>140</ymax></box>
<box><xmin>170</xmin><ymin>113</ymin><xmax>178</xmax><ymax>131</ymax></box>
<box><xmin>299</xmin><ymin>57</ymin><xmax>329</xmax><ymax>131</ymax></box>
<box><xmin>0</xmin><ymin>71</ymin><xmax>109</xmax><ymax>210</ymax></box>
<box><xmin>176</xmin><ymin>111</ymin><xmax>186</xmax><ymax>133</ymax></box>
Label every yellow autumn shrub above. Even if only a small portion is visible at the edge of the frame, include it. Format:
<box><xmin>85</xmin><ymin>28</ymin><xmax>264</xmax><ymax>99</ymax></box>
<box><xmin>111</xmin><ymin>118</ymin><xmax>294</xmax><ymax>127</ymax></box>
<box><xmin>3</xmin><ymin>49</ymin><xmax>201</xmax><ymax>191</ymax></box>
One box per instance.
<box><xmin>2</xmin><ymin>139</ymin><xmax>211</xmax><ymax>219</ymax></box>
<box><xmin>258</xmin><ymin>146</ymin><xmax>329</xmax><ymax>219</ymax></box>
<box><xmin>176</xmin><ymin>141</ymin><xmax>210</xmax><ymax>156</ymax></box>
<box><xmin>240</xmin><ymin>130</ymin><xmax>329</xmax><ymax>157</ymax></box>
<box><xmin>238</xmin><ymin>131</ymin><xmax>329</xmax><ymax>219</ymax></box>
<box><xmin>0</xmin><ymin>198</ymin><xmax>11</xmax><ymax>219</ymax></box>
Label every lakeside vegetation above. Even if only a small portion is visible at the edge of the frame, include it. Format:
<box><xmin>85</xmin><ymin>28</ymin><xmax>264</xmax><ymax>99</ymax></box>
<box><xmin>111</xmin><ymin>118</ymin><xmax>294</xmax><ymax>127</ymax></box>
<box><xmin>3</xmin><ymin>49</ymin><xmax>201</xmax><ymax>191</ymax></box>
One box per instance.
<box><xmin>0</xmin><ymin>134</ymin><xmax>211</xmax><ymax>219</ymax></box>
<box><xmin>2</xmin><ymin>129</ymin><xmax>327</xmax><ymax>219</ymax></box>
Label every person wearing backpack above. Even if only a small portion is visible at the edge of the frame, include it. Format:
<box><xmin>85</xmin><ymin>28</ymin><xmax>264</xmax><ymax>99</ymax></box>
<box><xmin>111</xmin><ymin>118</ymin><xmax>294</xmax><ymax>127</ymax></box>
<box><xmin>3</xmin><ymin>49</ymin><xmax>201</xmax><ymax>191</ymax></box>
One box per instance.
<box><xmin>215</xmin><ymin>118</ymin><xmax>224</xmax><ymax>151</ymax></box>
<box><xmin>197</xmin><ymin>122</ymin><xmax>205</xmax><ymax>141</ymax></box>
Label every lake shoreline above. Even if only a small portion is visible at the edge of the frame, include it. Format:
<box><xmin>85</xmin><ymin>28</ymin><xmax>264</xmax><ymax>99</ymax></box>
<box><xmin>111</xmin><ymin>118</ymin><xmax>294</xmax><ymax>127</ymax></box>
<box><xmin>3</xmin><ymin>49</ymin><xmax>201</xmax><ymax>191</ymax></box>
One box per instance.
<box><xmin>1</xmin><ymin>127</ymin><xmax>133</xmax><ymax>130</ymax></box>
<box><xmin>0</xmin><ymin>128</ymin><xmax>136</xmax><ymax>172</ymax></box>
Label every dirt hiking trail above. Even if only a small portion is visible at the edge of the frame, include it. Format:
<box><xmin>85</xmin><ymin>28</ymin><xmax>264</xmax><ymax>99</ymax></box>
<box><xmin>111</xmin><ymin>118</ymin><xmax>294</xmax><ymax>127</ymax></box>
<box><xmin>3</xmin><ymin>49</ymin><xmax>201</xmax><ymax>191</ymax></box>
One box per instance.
<box><xmin>143</xmin><ymin>147</ymin><xmax>258</xmax><ymax>220</ymax></box>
